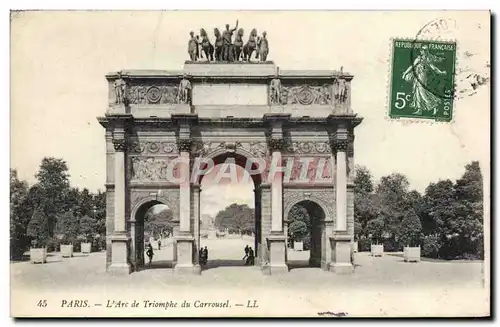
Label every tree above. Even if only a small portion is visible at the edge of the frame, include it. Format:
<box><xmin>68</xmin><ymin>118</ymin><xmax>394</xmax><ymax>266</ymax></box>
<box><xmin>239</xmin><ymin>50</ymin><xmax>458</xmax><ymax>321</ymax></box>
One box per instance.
<box><xmin>289</xmin><ymin>220</ymin><xmax>307</xmax><ymax>242</ymax></box>
<box><xmin>354</xmin><ymin>165</ymin><xmax>374</xmax><ymax>194</ymax></box>
<box><xmin>145</xmin><ymin>207</ymin><xmax>174</xmax><ymax>239</ymax></box>
<box><xmin>79</xmin><ymin>215</ymin><xmax>96</xmax><ymax>241</ymax></box>
<box><xmin>54</xmin><ymin>211</ymin><xmax>79</xmax><ymax>244</ymax></box>
<box><xmin>214</xmin><ymin>204</ymin><xmax>254</xmax><ymax>234</ymax></box>
<box><xmin>10</xmin><ymin>170</ymin><xmax>31</xmax><ymax>259</ymax></box>
<box><xmin>353</xmin><ymin>166</ymin><xmax>378</xmax><ymax>240</ymax></box>
<box><xmin>34</xmin><ymin>157</ymin><xmax>71</xmax><ymax>235</ymax></box>
<box><xmin>366</xmin><ymin>217</ymin><xmax>384</xmax><ymax>244</ymax></box>
<box><xmin>26</xmin><ymin>207</ymin><xmax>50</xmax><ymax>247</ymax></box>
<box><xmin>398</xmin><ymin>211</ymin><xmax>422</xmax><ymax>247</ymax></box>
<box><xmin>374</xmin><ymin>173</ymin><xmax>412</xmax><ymax>247</ymax></box>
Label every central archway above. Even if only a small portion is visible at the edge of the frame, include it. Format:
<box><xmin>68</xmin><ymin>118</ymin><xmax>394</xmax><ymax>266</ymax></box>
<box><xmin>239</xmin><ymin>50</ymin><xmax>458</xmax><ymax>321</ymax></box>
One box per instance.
<box><xmin>195</xmin><ymin>150</ymin><xmax>263</xmax><ymax>269</ymax></box>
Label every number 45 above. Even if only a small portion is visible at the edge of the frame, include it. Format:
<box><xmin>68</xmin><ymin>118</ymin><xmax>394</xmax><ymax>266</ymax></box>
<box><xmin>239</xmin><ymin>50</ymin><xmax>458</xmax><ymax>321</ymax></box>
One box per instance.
<box><xmin>394</xmin><ymin>92</ymin><xmax>411</xmax><ymax>109</ymax></box>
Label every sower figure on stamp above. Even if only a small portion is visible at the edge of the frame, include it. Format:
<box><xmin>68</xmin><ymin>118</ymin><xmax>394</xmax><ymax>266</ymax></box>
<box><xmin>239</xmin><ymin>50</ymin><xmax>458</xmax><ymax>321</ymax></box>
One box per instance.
<box><xmin>177</xmin><ymin>75</ymin><xmax>192</xmax><ymax>104</ymax></box>
<box><xmin>114</xmin><ymin>71</ymin><xmax>126</xmax><ymax>104</ymax></box>
<box><xmin>402</xmin><ymin>45</ymin><xmax>447</xmax><ymax>116</ymax></box>
<box><xmin>222</xmin><ymin>20</ymin><xmax>238</xmax><ymax>61</ymax></box>
<box><xmin>187</xmin><ymin>31</ymin><xmax>199</xmax><ymax>61</ymax></box>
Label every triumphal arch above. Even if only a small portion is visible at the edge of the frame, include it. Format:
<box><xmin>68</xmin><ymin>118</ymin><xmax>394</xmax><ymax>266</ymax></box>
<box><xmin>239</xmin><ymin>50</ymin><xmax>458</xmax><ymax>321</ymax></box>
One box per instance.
<box><xmin>98</xmin><ymin>43</ymin><xmax>362</xmax><ymax>275</ymax></box>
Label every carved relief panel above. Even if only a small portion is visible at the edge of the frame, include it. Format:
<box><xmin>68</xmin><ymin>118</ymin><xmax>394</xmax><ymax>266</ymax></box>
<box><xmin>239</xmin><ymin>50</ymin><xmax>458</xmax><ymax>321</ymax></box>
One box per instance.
<box><xmin>127</xmin><ymin>80</ymin><xmax>180</xmax><ymax>105</ymax></box>
<box><xmin>280</xmin><ymin>84</ymin><xmax>333</xmax><ymax>105</ymax></box>
<box><xmin>130</xmin><ymin>156</ymin><xmax>180</xmax><ymax>182</ymax></box>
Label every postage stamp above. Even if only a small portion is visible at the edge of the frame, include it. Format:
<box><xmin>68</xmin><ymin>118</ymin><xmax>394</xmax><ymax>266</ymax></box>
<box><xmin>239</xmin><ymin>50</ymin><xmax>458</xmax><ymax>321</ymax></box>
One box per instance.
<box><xmin>388</xmin><ymin>39</ymin><xmax>457</xmax><ymax>122</ymax></box>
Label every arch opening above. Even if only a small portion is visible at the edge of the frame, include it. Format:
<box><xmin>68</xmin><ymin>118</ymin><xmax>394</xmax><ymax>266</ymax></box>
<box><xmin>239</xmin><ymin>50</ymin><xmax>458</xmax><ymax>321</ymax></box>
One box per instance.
<box><xmin>286</xmin><ymin>200</ymin><xmax>326</xmax><ymax>269</ymax></box>
<box><xmin>132</xmin><ymin>200</ymin><xmax>173</xmax><ymax>271</ymax></box>
<box><xmin>198</xmin><ymin>151</ymin><xmax>263</xmax><ymax>270</ymax></box>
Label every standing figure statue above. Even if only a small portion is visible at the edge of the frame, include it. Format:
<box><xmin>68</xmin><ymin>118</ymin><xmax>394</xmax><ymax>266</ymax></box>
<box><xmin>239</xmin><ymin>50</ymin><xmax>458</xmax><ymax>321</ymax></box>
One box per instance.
<box><xmin>177</xmin><ymin>75</ymin><xmax>192</xmax><ymax>104</ymax></box>
<box><xmin>336</xmin><ymin>78</ymin><xmax>348</xmax><ymax>103</ymax></box>
<box><xmin>200</xmin><ymin>28</ymin><xmax>214</xmax><ymax>61</ymax></box>
<box><xmin>187</xmin><ymin>31</ymin><xmax>199</xmax><ymax>61</ymax></box>
<box><xmin>114</xmin><ymin>71</ymin><xmax>127</xmax><ymax>104</ymax></box>
<box><xmin>243</xmin><ymin>28</ymin><xmax>258</xmax><ymax>61</ymax></box>
<box><xmin>233</xmin><ymin>28</ymin><xmax>244</xmax><ymax>61</ymax></box>
<box><xmin>213</xmin><ymin>28</ymin><xmax>223</xmax><ymax>61</ymax></box>
<box><xmin>257</xmin><ymin>31</ymin><xmax>269</xmax><ymax>62</ymax></box>
<box><xmin>269</xmin><ymin>74</ymin><xmax>282</xmax><ymax>105</ymax></box>
<box><xmin>222</xmin><ymin>20</ymin><xmax>238</xmax><ymax>61</ymax></box>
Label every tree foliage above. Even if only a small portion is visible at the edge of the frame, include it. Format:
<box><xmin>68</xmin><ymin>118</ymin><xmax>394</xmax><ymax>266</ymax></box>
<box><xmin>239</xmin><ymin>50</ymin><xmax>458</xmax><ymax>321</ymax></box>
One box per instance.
<box><xmin>10</xmin><ymin>170</ymin><xmax>31</xmax><ymax>259</ymax></box>
<box><xmin>26</xmin><ymin>206</ymin><xmax>50</xmax><ymax>247</ymax></box>
<box><xmin>55</xmin><ymin>211</ymin><xmax>79</xmax><ymax>244</ymax></box>
<box><xmin>144</xmin><ymin>207</ymin><xmax>174</xmax><ymax>239</ymax></box>
<box><xmin>356</xmin><ymin>162</ymin><xmax>484</xmax><ymax>259</ymax></box>
<box><xmin>214</xmin><ymin>204</ymin><xmax>254</xmax><ymax>234</ymax></box>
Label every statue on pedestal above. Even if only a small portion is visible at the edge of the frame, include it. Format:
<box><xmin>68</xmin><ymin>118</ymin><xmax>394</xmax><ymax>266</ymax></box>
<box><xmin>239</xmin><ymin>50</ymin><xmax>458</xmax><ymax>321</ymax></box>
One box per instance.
<box><xmin>200</xmin><ymin>28</ymin><xmax>214</xmax><ymax>61</ymax></box>
<box><xmin>213</xmin><ymin>28</ymin><xmax>223</xmax><ymax>61</ymax></box>
<box><xmin>222</xmin><ymin>20</ymin><xmax>238</xmax><ymax>61</ymax></box>
<box><xmin>257</xmin><ymin>31</ymin><xmax>269</xmax><ymax>62</ymax></box>
<box><xmin>177</xmin><ymin>75</ymin><xmax>192</xmax><ymax>104</ymax></box>
<box><xmin>233</xmin><ymin>28</ymin><xmax>244</xmax><ymax>61</ymax></box>
<box><xmin>243</xmin><ymin>28</ymin><xmax>258</xmax><ymax>61</ymax></box>
<box><xmin>114</xmin><ymin>71</ymin><xmax>127</xmax><ymax>104</ymax></box>
<box><xmin>187</xmin><ymin>31</ymin><xmax>199</xmax><ymax>62</ymax></box>
<box><xmin>269</xmin><ymin>73</ymin><xmax>282</xmax><ymax>105</ymax></box>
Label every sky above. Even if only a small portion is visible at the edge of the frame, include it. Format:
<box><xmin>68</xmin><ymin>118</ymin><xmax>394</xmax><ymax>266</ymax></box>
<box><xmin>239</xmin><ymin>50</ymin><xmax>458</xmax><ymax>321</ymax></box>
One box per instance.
<box><xmin>10</xmin><ymin>11</ymin><xmax>490</xmax><ymax>216</ymax></box>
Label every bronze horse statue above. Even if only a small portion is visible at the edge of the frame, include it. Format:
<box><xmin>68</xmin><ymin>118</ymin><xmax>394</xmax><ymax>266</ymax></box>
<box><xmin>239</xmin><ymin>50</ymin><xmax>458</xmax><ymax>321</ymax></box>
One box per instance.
<box><xmin>213</xmin><ymin>28</ymin><xmax>223</xmax><ymax>61</ymax></box>
<box><xmin>242</xmin><ymin>28</ymin><xmax>258</xmax><ymax>61</ymax></box>
<box><xmin>233</xmin><ymin>28</ymin><xmax>245</xmax><ymax>61</ymax></box>
<box><xmin>199</xmin><ymin>28</ymin><xmax>214</xmax><ymax>61</ymax></box>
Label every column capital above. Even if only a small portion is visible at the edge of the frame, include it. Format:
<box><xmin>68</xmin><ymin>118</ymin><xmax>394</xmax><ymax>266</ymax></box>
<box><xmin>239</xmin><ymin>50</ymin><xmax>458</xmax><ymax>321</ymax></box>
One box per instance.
<box><xmin>178</xmin><ymin>139</ymin><xmax>193</xmax><ymax>152</ymax></box>
<box><xmin>268</xmin><ymin>138</ymin><xmax>287</xmax><ymax>152</ymax></box>
<box><xmin>333</xmin><ymin>139</ymin><xmax>349</xmax><ymax>152</ymax></box>
<box><xmin>112</xmin><ymin>138</ymin><xmax>128</xmax><ymax>152</ymax></box>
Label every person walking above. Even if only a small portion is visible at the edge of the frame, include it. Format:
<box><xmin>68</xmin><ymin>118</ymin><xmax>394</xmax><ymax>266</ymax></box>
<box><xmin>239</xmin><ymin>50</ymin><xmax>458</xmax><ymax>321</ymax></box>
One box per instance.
<box><xmin>243</xmin><ymin>245</ymin><xmax>250</xmax><ymax>264</ymax></box>
<box><xmin>146</xmin><ymin>243</ymin><xmax>154</xmax><ymax>267</ymax></box>
<box><xmin>248</xmin><ymin>247</ymin><xmax>255</xmax><ymax>266</ymax></box>
<box><xmin>158</xmin><ymin>239</ymin><xmax>162</xmax><ymax>250</ymax></box>
<box><xmin>199</xmin><ymin>247</ymin><xmax>205</xmax><ymax>266</ymax></box>
<box><xmin>203</xmin><ymin>246</ymin><xmax>209</xmax><ymax>265</ymax></box>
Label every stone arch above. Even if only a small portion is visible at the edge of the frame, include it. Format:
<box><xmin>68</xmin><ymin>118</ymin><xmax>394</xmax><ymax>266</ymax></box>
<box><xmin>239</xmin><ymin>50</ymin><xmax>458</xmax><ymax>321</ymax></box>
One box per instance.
<box><xmin>194</xmin><ymin>146</ymin><xmax>264</xmax><ymax>185</ymax></box>
<box><xmin>129</xmin><ymin>195</ymin><xmax>174</xmax><ymax>271</ymax></box>
<box><xmin>284</xmin><ymin>192</ymin><xmax>332</xmax><ymax>224</ymax></box>
<box><xmin>130</xmin><ymin>195</ymin><xmax>173</xmax><ymax>222</ymax></box>
<box><xmin>285</xmin><ymin>197</ymin><xmax>329</xmax><ymax>268</ymax></box>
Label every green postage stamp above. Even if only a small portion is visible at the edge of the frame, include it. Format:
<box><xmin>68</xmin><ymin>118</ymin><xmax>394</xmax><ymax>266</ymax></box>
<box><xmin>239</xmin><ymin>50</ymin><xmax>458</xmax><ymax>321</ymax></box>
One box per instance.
<box><xmin>388</xmin><ymin>39</ymin><xmax>457</xmax><ymax>122</ymax></box>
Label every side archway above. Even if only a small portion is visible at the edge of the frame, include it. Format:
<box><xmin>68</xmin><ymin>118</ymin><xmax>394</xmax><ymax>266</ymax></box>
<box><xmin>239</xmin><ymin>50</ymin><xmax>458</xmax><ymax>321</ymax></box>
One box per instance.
<box><xmin>285</xmin><ymin>198</ymin><xmax>327</xmax><ymax>268</ymax></box>
<box><xmin>129</xmin><ymin>196</ymin><xmax>173</xmax><ymax>271</ymax></box>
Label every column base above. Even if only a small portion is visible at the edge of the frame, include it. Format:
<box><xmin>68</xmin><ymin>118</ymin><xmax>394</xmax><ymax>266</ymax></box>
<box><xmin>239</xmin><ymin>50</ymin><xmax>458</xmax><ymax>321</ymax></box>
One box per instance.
<box><xmin>266</xmin><ymin>234</ymin><xmax>289</xmax><ymax>275</ymax></box>
<box><xmin>174</xmin><ymin>264</ymin><xmax>201</xmax><ymax>275</ymax></box>
<box><xmin>108</xmin><ymin>233</ymin><xmax>131</xmax><ymax>275</ymax></box>
<box><xmin>329</xmin><ymin>234</ymin><xmax>354</xmax><ymax>275</ymax></box>
<box><xmin>329</xmin><ymin>263</ymin><xmax>354</xmax><ymax>274</ymax></box>
<box><xmin>109</xmin><ymin>263</ymin><xmax>132</xmax><ymax>276</ymax></box>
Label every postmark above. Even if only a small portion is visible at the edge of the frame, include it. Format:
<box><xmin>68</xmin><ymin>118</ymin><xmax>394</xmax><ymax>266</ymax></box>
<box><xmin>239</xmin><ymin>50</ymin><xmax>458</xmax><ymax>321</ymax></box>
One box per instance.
<box><xmin>388</xmin><ymin>38</ymin><xmax>456</xmax><ymax>122</ymax></box>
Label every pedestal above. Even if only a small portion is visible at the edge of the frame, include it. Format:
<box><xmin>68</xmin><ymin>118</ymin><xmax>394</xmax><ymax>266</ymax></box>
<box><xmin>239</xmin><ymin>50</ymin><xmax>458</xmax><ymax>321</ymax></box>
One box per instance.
<box><xmin>173</xmin><ymin>234</ymin><xmax>200</xmax><ymax>275</ymax></box>
<box><xmin>109</xmin><ymin>233</ymin><xmax>131</xmax><ymax>275</ymax></box>
<box><xmin>265</xmin><ymin>234</ymin><xmax>288</xmax><ymax>275</ymax></box>
<box><xmin>329</xmin><ymin>235</ymin><xmax>354</xmax><ymax>274</ymax></box>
